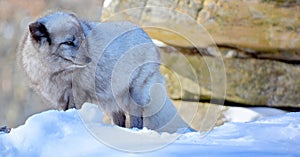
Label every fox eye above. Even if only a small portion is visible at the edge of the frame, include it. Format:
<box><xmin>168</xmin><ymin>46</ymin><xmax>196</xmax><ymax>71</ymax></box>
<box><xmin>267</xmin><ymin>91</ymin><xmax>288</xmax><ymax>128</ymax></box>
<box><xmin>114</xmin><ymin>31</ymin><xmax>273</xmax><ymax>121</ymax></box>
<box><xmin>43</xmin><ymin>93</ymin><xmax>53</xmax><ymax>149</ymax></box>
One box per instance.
<box><xmin>63</xmin><ymin>41</ymin><xmax>75</xmax><ymax>46</ymax></box>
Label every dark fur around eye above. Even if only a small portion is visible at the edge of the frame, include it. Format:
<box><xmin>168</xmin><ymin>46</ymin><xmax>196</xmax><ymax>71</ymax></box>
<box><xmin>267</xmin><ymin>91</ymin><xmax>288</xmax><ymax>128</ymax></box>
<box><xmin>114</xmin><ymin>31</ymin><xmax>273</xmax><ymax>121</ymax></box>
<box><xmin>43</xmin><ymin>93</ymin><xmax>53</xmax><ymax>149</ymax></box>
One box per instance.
<box><xmin>62</xmin><ymin>41</ymin><xmax>75</xmax><ymax>46</ymax></box>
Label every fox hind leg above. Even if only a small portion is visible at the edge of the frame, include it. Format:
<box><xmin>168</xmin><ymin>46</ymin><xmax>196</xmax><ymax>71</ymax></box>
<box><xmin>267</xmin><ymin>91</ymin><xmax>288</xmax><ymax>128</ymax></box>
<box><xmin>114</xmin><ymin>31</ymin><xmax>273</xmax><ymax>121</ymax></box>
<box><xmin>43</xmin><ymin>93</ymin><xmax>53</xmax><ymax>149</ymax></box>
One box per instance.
<box><xmin>130</xmin><ymin>116</ymin><xmax>143</xmax><ymax>129</ymax></box>
<box><xmin>111</xmin><ymin>111</ymin><xmax>126</xmax><ymax>127</ymax></box>
<box><xmin>129</xmin><ymin>106</ymin><xmax>143</xmax><ymax>129</ymax></box>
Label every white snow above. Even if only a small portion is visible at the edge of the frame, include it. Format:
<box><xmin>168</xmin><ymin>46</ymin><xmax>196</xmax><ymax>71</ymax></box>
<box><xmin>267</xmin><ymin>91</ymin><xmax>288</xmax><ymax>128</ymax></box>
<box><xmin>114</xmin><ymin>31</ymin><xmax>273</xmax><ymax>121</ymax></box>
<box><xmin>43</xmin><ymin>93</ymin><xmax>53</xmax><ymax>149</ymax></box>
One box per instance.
<box><xmin>152</xmin><ymin>39</ymin><xmax>167</xmax><ymax>47</ymax></box>
<box><xmin>224</xmin><ymin>106</ymin><xmax>288</xmax><ymax>122</ymax></box>
<box><xmin>1</xmin><ymin>103</ymin><xmax>299</xmax><ymax>157</ymax></box>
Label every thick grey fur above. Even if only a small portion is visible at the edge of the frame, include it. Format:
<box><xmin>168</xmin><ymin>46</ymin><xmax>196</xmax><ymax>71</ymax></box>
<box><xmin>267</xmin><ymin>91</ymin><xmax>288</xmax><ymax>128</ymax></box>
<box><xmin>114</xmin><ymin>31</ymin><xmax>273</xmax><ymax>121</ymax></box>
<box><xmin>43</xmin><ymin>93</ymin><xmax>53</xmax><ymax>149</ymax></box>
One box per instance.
<box><xmin>19</xmin><ymin>12</ymin><xmax>191</xmax><ymax>133</ymax></box>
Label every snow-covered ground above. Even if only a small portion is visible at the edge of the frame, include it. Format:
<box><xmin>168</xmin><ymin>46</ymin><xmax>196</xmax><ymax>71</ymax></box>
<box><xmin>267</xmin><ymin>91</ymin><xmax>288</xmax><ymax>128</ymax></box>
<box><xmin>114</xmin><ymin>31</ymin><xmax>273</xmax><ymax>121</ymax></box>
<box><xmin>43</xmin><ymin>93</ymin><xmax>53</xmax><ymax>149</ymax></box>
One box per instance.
<box><xmin>0</xmin><ymin>103</ymin><xmax>299</xmax><ymax>157</ymax></box>
<box><xmin>224</xmin><ymin>106</ymin><xmax>288</xmax><ymax>122</ymax></box>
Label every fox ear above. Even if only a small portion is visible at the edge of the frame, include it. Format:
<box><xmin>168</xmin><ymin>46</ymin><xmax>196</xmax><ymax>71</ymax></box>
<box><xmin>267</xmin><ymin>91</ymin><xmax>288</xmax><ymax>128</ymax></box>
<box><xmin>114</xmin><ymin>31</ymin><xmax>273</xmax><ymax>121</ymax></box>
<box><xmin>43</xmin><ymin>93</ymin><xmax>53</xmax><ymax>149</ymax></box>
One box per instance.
<box><xmin>29</xmin><ymin>22</ymin><xmax>51</xmax><ymax>45</ymax></box>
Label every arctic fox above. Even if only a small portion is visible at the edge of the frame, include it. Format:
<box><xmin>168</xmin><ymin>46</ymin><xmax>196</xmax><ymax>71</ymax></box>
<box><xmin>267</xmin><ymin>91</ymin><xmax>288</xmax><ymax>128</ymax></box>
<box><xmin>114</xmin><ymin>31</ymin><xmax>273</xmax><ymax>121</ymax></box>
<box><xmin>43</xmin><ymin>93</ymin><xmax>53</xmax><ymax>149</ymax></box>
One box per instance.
<box><xmin>19</xmin><ymin>12</ymin><xmax>191</xmax><ymax>133</ymax></box>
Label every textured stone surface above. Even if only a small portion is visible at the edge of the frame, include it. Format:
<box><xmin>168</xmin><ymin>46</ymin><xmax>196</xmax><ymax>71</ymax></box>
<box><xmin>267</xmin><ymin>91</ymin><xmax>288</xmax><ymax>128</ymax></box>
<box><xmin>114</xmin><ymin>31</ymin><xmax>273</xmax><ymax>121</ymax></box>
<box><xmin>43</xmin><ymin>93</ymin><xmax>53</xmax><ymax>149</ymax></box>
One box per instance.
<box><xmin>159</xmin><ymin>46</ymin><xmax>300</xmax><ymax>107</ymax></box>
<box><xmin>172</xmin><ymin>100</ymin><xmax>226</xmax><ymax>131</ymax></box>
<box><xmin>198</xmin><ymin>0</ymin><xmax>300</xmax><ymax>61</ymax></box>
<box><xmin>103</xmin><ymin>0</ymin><xmax>300</xmax><ymax>61</ymax></box>
<box><xmin>102</xmin><ymin>0</ymin><xmax>300</xmax><ymax>108</ymax></box>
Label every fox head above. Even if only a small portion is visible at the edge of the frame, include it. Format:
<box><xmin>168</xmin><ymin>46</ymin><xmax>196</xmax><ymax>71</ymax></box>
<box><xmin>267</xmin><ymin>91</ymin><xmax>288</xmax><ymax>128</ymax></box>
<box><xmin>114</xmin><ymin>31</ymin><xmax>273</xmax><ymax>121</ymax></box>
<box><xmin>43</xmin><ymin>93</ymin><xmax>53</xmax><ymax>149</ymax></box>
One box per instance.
<box><xmin>28</xmin><ymin>12</ymin><xmax>91</xmax><ymax>72</ymax></box>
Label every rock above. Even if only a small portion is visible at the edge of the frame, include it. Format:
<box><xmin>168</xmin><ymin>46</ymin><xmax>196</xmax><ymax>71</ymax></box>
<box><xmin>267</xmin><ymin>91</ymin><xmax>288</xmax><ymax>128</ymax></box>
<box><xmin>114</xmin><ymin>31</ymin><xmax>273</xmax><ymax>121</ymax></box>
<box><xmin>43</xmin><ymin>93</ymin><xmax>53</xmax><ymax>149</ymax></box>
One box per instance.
<box><xmin>103</xmin><ymin>0</ymin><xmax>213</xmax><ymax>48</ymax></box>
<box><xmin>102</xmin><ymin>0</ymin><xmax>147</xmax><ymax>21</ymax></box>
<box><xmin>198</xmin><ymin>0</ymin><xmax>300</xmax><ymax>61</ymax></box>
<box><xmin>102</xmin><ymin>0</ymin><xmax>300</xmax><ymax>108</ymax></box>
<box><xmin>102</xmin><ymin>0</ymin><xmax>300</xmax><ymax>61</ymax></box>
<box><xmin>159</xmin><ymin>46</ymin><xmax>300</xmax><ymax>108</ymax></box>
<box><xmin>172</xmin><ymin>100</ymin><xmax>226</xmax><ymax>131</ymax></box>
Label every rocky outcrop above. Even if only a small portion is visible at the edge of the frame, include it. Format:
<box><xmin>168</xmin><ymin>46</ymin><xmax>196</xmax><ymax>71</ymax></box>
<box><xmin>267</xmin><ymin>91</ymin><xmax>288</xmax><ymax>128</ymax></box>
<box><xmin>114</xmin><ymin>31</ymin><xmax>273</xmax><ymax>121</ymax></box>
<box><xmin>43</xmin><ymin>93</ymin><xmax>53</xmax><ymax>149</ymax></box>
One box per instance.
<box><xmin>103</xmin><ymin>0</ymin><xmax>300</xmax><ymax>61</ymax></box>
<box><xmin>102</xmin><ymin>0</ymin><xmax>300</xmax><ymax>108</ymax></box>
<box><xmin>160</xmin><ymin>46</ymin><xmax>300</xmax><ymax>107</ymax></box>
<box><xmin>197</xmin><ymin>0</ymin><xmax>300</xmax><ymax>61</ymax></box>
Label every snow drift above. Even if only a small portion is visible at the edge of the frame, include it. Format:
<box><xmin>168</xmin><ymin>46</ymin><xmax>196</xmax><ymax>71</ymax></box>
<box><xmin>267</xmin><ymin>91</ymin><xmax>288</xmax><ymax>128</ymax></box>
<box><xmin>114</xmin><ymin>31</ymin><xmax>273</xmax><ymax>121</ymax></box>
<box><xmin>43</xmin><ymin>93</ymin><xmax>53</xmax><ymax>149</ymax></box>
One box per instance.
<box><xmin>0</xmin><ymin>103</ymin><xmax>299</xmax><ymax>157</ymax></box>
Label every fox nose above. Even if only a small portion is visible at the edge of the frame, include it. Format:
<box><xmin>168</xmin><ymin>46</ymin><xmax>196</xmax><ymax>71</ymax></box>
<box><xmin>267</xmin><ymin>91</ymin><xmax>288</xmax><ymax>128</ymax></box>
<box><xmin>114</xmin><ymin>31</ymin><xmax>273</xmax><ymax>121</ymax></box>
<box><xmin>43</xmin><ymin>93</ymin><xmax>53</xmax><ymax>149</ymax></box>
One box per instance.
<box><xmin>85</xmin><ymin>57</ymin><xmax>92</xmax><ymax>63</ymax></box>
